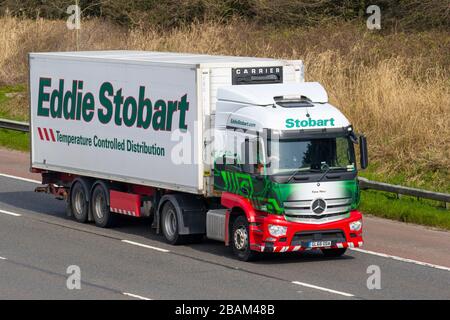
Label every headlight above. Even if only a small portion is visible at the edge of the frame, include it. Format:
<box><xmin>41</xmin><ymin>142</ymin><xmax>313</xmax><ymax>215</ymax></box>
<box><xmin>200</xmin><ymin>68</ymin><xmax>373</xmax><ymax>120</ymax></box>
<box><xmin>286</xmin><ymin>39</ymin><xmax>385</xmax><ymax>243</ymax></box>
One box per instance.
<box><xmin>349</xmin><ymin>220</ymin><xmax>362</xmax><ymax>231</ymax></box>
<box><xmin>268</xmin><ymin>224</ymin><xmax>287</xmax><ymax>237</ymax></box>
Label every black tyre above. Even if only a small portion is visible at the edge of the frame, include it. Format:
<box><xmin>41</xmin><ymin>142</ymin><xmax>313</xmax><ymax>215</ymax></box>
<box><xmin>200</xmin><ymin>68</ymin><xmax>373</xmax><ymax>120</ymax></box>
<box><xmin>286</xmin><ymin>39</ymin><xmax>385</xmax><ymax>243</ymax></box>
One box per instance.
<box><xmin>70</xmin><ymin>182</ymin><xmax>89</xmax><ymax>223</ymax></box>
<box><xmin>91</xmin><ymin>184</ymin><xmax>116</xmax><ymax>228</ymax></box>
<box><xmin>231</xmin><ymin>216</ymin><xmax>258</xmax><ymax>261</ymax></box>
<box><xmin>161</xmin><ymin>201</ymin><xmax>184</xmax><ymax>245</ymax></box>
<box><xmin>321</xmin><ymin>248</ymin><xmax>347</xmax><ymax>257</ymax></box>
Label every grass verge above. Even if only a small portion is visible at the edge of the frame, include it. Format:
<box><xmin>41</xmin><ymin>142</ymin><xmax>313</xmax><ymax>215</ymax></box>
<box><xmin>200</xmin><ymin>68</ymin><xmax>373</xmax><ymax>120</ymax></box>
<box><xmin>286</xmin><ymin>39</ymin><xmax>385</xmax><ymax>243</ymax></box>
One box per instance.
<box><xmin>361</xmin><ymin>190</ymin><xmax>450</xmax><ymax>231</ymax></box>
<box><xmin>360</xmin><ymin>165</ymin><xmax>449</xmax><ymax>194</ymax></box>
<box><xmin>0</xmin><ymin>129</ymin><xmax>29</xmax><ymax>151</ymax></box>
<box><xmin>0</xmin><ymin>84</ymin><xmax>29</xmax><ymax>151</ymax></box>
<box><xmin>0</xmin><ymin>84</ymin><xmax>28</xmax><ymax>121</ymax></box>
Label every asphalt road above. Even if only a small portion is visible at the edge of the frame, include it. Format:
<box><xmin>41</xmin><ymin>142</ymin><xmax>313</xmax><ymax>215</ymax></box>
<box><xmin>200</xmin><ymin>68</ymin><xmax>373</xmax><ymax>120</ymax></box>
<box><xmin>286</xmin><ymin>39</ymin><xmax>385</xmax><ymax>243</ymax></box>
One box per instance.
<box><xmin>1</xmin><ymin>174</ymin><xmax>450</xmax><ymax>300</ymax></box>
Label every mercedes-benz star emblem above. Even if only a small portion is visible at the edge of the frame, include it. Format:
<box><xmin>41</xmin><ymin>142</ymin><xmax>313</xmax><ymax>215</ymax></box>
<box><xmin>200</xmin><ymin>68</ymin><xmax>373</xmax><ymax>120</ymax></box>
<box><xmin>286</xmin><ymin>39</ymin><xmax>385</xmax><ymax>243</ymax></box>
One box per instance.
<box><xmin>311</xmin><ymin>199</ymin><xmax>326</xmax><ymax>214</ymax></box>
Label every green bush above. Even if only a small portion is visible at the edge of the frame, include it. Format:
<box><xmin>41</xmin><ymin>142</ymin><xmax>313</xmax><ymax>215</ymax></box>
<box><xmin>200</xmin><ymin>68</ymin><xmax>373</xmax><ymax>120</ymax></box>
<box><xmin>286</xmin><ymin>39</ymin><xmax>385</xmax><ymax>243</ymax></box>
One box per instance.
<box><xmin>1</xmin><ymin>0</ymin><xmax>448</xmax><ymax>30</ymax></box>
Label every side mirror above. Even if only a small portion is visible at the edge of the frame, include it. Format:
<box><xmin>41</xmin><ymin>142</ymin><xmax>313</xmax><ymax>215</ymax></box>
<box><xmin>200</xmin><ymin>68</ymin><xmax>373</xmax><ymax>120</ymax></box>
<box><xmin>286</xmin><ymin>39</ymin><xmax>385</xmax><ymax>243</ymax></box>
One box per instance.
<box><xmin>359</xmin><ymin>135</ymin><xmax>368</xmax><ymax>169</ymax></box>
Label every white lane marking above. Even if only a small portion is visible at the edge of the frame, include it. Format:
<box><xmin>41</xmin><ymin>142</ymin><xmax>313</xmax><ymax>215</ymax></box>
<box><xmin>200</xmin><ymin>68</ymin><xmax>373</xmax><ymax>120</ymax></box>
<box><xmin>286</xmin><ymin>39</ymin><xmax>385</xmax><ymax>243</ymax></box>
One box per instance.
<box><xmin>0</xmin><ymin>209</ymin><xmax>22</xmax><ymax>217</ymax></box>
<box><xmin>292</xmin><ymin>281</ymin><xmax>354</xmax><ymax>297</ymax></box>
<box><xmin>0</xmin><ymin>173</ymin><xmax>41</xmax><ymax>184</ymax></box>
<box><xmin>123</xmin><ymin>292</ymin><xmax>152</xmax><ymax>300</ymax></box>
<box><xmin>121</xmin><ymin>240</ymin><xmax>170</xmax><ymax>253</ymax></box>
<box><xmin>350</xmin><ymin>248</ymin><xmax>450</xmax><ymax>272</ymax></box>
<box><xmin>0</xmin><ymin>256</ymin><xmax>7</xmax><ymax>260</ymax></box>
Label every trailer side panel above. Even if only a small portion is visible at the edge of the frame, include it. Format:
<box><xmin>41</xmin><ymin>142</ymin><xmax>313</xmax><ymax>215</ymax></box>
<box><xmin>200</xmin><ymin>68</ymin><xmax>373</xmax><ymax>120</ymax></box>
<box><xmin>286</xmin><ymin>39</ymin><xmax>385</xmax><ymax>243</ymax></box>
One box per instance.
<box><xmin>30</xmin><ymin>55</ymin><xmax>202</xmax><ymax>194</ymax></box>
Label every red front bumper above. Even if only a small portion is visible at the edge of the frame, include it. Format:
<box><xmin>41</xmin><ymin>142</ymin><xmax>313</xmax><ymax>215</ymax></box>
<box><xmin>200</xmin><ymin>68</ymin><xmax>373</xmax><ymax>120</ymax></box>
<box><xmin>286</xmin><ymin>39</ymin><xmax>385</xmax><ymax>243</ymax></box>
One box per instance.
<box><xmin>248</xmin><ymin>210</ymin><xmax>363</xmax><ymax>253</ymax></box>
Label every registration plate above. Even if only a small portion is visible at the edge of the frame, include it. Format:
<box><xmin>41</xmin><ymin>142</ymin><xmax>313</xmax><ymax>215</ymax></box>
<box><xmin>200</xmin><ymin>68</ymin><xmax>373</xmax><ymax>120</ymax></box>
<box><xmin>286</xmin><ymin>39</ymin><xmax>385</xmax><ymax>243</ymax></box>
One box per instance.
<box><xmin>308</xmin><ymin>241</ymin><xmax>332</xmax><ymax>248</ymax></box>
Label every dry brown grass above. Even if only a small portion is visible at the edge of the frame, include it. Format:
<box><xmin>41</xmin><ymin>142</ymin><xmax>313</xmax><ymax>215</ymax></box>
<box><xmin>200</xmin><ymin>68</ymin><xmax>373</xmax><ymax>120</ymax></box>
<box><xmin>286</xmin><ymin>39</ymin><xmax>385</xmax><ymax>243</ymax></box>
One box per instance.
<box><xmin>0</xmin><ymin>16</ymin><xmax>448</xmax><ymax>190</ymax></box>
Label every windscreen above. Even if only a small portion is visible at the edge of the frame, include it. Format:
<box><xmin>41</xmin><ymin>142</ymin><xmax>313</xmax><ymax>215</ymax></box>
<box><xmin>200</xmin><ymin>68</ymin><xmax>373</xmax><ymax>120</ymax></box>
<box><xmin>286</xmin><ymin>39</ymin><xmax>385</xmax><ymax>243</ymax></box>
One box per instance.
<box><xmin>267</xmin><ymin>136</ymin><xmax>355</xmax><ymax>175</ymax></box>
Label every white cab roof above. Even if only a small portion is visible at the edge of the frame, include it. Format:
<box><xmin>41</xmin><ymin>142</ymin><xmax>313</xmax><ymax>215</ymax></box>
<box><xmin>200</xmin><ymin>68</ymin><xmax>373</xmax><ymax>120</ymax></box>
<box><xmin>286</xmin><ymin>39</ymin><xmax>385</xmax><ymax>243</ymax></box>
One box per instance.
<box><xmin>228</xmin><ymin>102</ymin><xmax>350</xmax><ymax>131</ymax></box>
<box><xmin>218</xmin><ymin>82</ymin><xmax>328</xmax><ymax>105</ymax></box>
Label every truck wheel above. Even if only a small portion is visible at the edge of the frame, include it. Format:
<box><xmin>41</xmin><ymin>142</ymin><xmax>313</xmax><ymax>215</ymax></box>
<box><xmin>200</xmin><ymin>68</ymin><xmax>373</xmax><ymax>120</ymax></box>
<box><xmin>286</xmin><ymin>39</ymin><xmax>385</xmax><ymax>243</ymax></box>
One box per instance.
<box><xmin>321</xmin><ymin>248</ymin><xmax>347</xmax><ymax>257</ymax></box>
<box><xmin>91</xmin><ymin>184</ymin><xmax>116</xmax><ymax>228</ymax></box>
<box><xmin>70</xmin><ymin>182</ymin><xmax>88</xmax><ymax>223</ymax></box>
<box><xmin>161</xmin><ymin>201</ymin><xmax>184</xmax><ymax>245</ymax></box>
<box><xmin>231</xmin><ymin>216</ymin><xmax>258</xmax><ymax>261</ymax></box>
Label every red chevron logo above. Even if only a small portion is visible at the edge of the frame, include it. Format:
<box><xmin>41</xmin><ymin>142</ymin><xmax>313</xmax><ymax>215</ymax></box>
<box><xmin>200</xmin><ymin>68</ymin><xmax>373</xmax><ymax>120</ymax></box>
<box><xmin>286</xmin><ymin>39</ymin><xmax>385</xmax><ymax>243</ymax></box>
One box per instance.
<box><xmin>37</xmin><ymin>127</ymin><xmax>56</xmax><ymax>142</ymax></box>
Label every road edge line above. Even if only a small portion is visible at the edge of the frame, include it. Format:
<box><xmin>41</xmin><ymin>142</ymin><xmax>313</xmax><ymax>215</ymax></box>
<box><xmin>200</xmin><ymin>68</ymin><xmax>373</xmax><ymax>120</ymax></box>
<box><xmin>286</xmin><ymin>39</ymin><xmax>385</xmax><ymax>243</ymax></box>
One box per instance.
<box><xmin>0</xmin><ymin>209</ymin><xmax>22</xmax><ymax>217</ymax></box>
<box><xmin>121</xmin><ymin>240</ymin><xmax>170</xmax><ymax>253</ymax></box>
<box><xmin>292</xmin><ymin>281</ymin><xmax>354</xmax><ymax>297</ymax></box>
<box><xmin>123</xmin><ymin>292</ymin><xmax>152</xmax><ymax>300</ymax></box>
<box><xmin>0</xmin><ymin>173</ymin><xmax>41</xmax><ymax>184</ymax></box>
<box><xmin>350</xmin><ymin>248</ymin><xmax>450</xmax><ymax>272</ymax></box>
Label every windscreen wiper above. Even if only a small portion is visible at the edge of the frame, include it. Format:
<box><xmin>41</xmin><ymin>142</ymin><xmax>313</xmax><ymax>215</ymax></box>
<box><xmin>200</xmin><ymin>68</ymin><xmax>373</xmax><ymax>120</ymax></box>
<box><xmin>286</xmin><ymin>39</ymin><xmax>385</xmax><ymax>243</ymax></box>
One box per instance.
<box><xmin>317</xmin><ymin>164</ymin><xmax>331</xmax><ymax>183</ymax></box>
<box><xmin>286</xmin><ymin>164</ymin><xmax>348</xmax><ymax>184</ymax></box>
<box><xmin>317</xmin><ymin>166</ymin><xmax>347</xmax><ymax>182</ymax></box>
<box><xmin>286</xmin><ymin>168</ymin><xmax>320</xmax><ymax>183</ymax></box>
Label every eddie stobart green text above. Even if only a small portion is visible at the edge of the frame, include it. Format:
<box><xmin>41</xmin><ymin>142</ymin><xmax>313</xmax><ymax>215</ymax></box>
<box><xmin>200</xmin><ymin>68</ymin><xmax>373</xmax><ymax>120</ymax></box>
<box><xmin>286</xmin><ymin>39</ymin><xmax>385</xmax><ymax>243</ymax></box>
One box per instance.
<box><xmin>37</xmin><ymin>78</ymin><xmax>189</xmax><ymax>131</ymax></box>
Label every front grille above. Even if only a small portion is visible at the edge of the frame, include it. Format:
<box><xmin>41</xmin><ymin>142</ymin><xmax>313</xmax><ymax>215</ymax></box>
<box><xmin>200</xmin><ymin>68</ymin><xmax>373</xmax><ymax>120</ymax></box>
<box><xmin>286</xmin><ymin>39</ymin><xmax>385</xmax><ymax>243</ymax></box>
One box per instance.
<box><xmin>285</xmin><ymin>212</ymin><xmax>347</xmax><ymax>220</ymax></box>
<box><xmin>283</xmin><ymin>197</ymin><xmax>352</xmax><ymax>224</ymax></box>
<box><xmin>291</xmin><ymin>230</ymin><xmax>346</xmax><ymax>246</ymax></box>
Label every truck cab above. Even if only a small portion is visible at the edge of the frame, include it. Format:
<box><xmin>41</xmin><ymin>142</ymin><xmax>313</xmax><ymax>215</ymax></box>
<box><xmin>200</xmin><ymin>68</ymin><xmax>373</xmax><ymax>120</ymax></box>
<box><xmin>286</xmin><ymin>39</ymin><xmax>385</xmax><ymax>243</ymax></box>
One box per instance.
<box><xmin>212</xmin><ymin>82</ymin><xmax>368</xmax><ymax>260</ymax></box>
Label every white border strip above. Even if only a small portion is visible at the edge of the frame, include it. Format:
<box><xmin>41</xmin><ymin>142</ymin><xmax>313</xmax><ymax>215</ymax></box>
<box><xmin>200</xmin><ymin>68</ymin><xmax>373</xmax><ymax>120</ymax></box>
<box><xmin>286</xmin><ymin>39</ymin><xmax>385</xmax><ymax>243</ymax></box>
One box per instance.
<box><xmin>292</xmin><ymin>281</ymin><xmax>354</xmax><ymax>297</ymax></box>
<box><xmin>0</xmin><ymin>256</ymin><xmax>7</xmax><ymax>260</ymax></box>
<box><xmin>0</xmin><ymin>173</ymin><xmax>41</xmax><ymax>184</ymax></box>
<box><xmin>123</xmin><ymin>292</ymin><xmax>152</xmax><ymax>300</ymax></box>
<box><xmin>0</xmin><ymin>209</ymin><xmax>22</xmax><ymax>217</ymax></box>
<box><xmin>121</xmin><ymin>240</ymin><xmax>170</xmax><ymax>253</ymax></box>
<box><xmin>350</xmin><ymin>248</ymin><xmax>450</xmax><ymax>272</ymax></box>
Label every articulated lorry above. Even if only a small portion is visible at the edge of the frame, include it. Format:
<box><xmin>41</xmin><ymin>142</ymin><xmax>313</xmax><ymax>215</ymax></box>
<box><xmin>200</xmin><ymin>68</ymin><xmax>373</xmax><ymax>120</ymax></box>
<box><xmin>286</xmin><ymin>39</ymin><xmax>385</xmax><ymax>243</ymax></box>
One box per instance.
<box><xmin>29</xmin><ymin>51</ymin><xmax>368</xmax><ymax>261</ymax></box>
